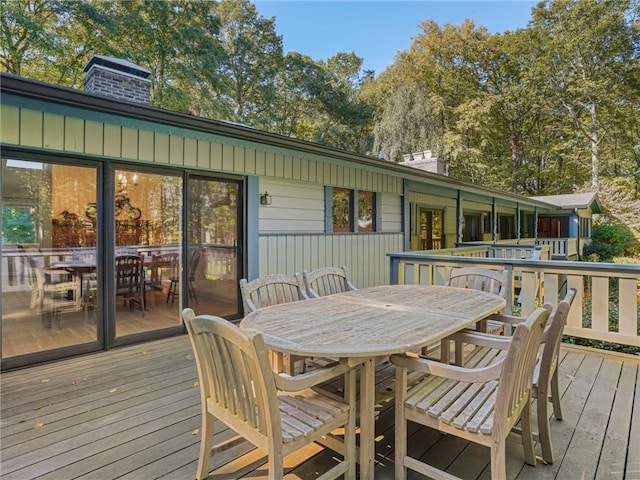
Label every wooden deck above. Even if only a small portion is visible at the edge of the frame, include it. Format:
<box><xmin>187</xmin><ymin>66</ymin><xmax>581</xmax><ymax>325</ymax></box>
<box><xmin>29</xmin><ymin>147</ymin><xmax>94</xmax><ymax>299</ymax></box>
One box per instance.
<box><xmin>1</xmin><ymin>335</ymin><xmax>639</xmax><ymax>480</ymax></box>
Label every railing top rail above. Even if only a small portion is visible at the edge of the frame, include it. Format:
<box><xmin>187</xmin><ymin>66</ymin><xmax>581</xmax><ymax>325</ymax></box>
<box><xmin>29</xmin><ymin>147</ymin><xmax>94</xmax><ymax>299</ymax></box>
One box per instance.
<box><xmin>387</xmin><ymin>251</ymin><xmax>640</xmax><ymax>277</ymax></box>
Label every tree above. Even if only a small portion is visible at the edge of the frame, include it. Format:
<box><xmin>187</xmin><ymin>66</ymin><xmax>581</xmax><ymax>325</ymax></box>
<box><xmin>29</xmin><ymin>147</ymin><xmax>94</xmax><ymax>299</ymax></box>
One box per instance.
<box><xmin>530</xmin><ymin>0</ymin><xmax>639</xmax><ymax>191</ymax></box>
<box><xmin>1</xmin><ymin>0</ymin><xmax>109</xmax><ymax>86</ymax></box>
<box><xmin>101</xmin><ymin>0</ymin><xmax>223</xmax><ymax>112</ymax></box>
<box><xmin>210</xmin><ymin>0</ymin><xmax>283</xmax><ymax>125</ymax></box>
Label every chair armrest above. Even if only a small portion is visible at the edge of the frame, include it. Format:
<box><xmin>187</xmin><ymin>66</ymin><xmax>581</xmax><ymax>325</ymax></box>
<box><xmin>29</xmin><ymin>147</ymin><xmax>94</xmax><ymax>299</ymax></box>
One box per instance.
<box><xmin>446</xmin><ymin>331</ymin><xmax>512</xmax><ymax>350</ymax></box>
<box><xmin>390</xmin><ymin>353</ymin><xmax>503</xmax><ymax>383</ymax></box>
<box><xmin>346</xmin><ymin>281</ymin><xmax>357</xmax><ymax>291</ymax></box>
<box><xmin>486</xmin><ymin>313</ymin><xmax>526</xmax><ymax>326</ymax></box>
<box><xmin>275</xmin><ymin>358</ymin><xmax>360</xmax><ymax>391</ymax></box>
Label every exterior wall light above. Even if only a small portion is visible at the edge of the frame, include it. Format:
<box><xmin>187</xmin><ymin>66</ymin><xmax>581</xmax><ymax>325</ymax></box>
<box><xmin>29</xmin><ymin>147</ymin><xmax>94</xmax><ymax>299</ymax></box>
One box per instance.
<box><xmin>260</xmin><ymin>191</ymin><xmax>272</xmax><ymax>205</ymax></box>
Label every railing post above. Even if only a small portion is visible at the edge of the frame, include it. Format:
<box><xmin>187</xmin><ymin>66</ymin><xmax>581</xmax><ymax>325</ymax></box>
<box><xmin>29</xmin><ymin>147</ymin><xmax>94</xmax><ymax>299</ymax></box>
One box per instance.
<box><xmin>390</xmin><ymin>256</ymin><xmax>399</xmax><ymax>285</ymax></box>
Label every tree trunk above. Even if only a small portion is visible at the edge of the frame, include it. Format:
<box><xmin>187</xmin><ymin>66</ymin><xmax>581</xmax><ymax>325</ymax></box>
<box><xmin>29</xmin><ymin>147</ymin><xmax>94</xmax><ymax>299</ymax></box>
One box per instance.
<box><xmin>590</xmin><ymin>103</ymin><xmax>599</xmax><ymax>191</ymax></box>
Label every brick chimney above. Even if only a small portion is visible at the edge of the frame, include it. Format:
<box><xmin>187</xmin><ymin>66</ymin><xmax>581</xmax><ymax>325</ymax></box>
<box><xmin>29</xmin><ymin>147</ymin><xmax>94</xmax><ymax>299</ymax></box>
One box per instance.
<box><xmin>400</xmin><ymin>150</ymin><xmax>448</xmax><ymax>175</ymax></box>
<box><xmin>83</xmin><ymin>55</ymin><xmax>151</xmax><ymax>105</ymax></box>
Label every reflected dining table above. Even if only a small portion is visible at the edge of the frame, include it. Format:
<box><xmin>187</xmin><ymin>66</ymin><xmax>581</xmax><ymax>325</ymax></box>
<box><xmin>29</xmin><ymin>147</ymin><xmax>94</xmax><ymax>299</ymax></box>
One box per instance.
<box><xmin>240</xmin><ymin>284</ymin><xmax>506</xmax><ymax>479</ymax></box>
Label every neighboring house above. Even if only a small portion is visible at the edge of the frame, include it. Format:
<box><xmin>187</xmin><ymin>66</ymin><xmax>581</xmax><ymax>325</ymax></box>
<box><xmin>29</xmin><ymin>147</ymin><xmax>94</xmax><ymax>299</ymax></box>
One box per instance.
<box><xmin>531</xmin><ymin>193</ymin><xmax>603</xmax><ymax>260</ymax></box>
<box><xmin>0</xmin><ymin>56</ymin><xmax>594</xmax><ymax>368</ymax></box>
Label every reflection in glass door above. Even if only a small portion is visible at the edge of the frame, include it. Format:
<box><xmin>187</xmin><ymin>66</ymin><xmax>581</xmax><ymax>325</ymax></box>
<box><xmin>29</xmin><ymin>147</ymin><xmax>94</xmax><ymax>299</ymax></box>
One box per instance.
<box><xmin>113</xmin><ymin>169</ymin><xmax>183</xmax><ymax>338</ymax></box>
<box><xmin>187</xmin><ymin>178</ymin><xmax>241</xmax><ymax>318</ymax></box>
<box><xmin>1</xmin><ymin>159</ymin><xmax>99</xmax><ymax>360</ymax></box>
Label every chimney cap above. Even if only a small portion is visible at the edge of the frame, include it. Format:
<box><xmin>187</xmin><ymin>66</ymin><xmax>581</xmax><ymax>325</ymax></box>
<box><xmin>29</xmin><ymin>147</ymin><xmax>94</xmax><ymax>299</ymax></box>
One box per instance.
<box><xmin>84</xmin><ymin>55</ymin><xmax>151</xmax><ymax>79</ymax></box>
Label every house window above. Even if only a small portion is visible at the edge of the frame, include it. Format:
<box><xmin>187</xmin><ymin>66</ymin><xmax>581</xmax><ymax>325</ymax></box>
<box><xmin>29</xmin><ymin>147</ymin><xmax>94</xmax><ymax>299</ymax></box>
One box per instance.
<box><xmin>358</xmin><ymin>191</ymin><xmax>375</xmax><ymax>232</ymax></box>
<box><xmin>332</xmin><ymin>188</ymin><xmax>353</xmax><ymax>232</ymax></box>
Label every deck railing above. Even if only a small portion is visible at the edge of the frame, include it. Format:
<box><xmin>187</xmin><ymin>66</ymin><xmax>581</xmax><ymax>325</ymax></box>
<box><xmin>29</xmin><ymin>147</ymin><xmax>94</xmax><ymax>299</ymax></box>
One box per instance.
<box><xmin>388</xmin><ymin>251</ymin><xmax>640</xmax><ymax>348</ymax></box>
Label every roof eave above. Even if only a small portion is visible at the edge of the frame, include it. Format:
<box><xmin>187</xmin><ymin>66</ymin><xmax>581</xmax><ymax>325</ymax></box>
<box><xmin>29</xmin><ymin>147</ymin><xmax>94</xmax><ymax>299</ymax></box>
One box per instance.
<box><xmin>1</xmin><ymin>73</ymin><xmax>557</xmax><ymax>211</ymax></box>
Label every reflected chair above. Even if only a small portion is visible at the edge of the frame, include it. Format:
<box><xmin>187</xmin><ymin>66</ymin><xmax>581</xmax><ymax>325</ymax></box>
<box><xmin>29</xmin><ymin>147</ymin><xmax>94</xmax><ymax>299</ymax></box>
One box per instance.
<box><xmin>182</xmin><ymin>308</ymin><xmax>357</xmax><ymax>480</ymax></box>
<box><xmin>27</xmin><ymin>256</ymin><xmax>81</xmax><ymax>329</ymax></box>
<box><xmin>391</xmin><ymin>307</ymin><xmax>549</xmax><ymax>480</ymax></box>
<box><xmin>167</xmin><ymin>248</ymin><xmax>201</xmax><ymax>306</ymax></box>
<box><xmin>448</xmin><ymin>288</ymin><xmax>577</xmax><ymax>464</ymax></box>
<box><xmin>115</xmin><ymin>255</ymin><xmax>145</xmax><ymax>315</ymax></box>
<box><xmin>302</xmin><ymin>266</ymin><xmax>357</xmax><ymax>298</ymax></box>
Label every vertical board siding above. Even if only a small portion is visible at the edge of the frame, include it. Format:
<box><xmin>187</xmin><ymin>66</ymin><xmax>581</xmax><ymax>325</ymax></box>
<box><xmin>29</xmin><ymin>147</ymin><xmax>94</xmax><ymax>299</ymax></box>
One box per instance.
<box><xmin>154</xmin><ymin>133</ymin><xmax>169</xmax><ymax>163</ymax></box>
<box><xmin>64</xmin><ymin>116</ymin><xmax>84</xmax><ymax>152</ymax></box>
<box><xmin>7</xmin><ymin>107</ymin><xmax>404</xmax><ymax>198</ymax></box>
<box><xmin>43</xmin><ymin>112</ymin><xmax>64</xmax><ymax>150</ymax></box>
<box><xmin>20</xmin><ymin>109</ymin><xmax>43</xmax><ymax>148</ymax></box>
<box><xmin>258</xmin><ymin>233</ymin><xmax>403</xmax><ymax>288</ymax></box>
<box><xmin>85</xmin><ymin>120</ymin><xmax>103</xmax><ymax>155</ymax></box>
<box><xmin>1</xmin><ymin>105</ymin><xmax>19</xmax><ymax>144</ymax></box>
<box><xmin>138</xmin><ymin>130</ymin><xmax>153</xmax><ymax>161</ymax></box>
<box><xmin>123</xmin><ymin>127</ymin><xmax>139</xmax><ymax>159</ymax></box>
<box><xmin>184</xmin><ymin>137</ymin><xmax>197</xmax><ymax>167</ymax></box>
<box><xmin>408</xmin><ymin>192</ymin><xmax>456</xmax><ymax>207</ymax></box>
<box><xmin>104</xmin><ymin>124</ymin><xmax>122</xmax><ymax>157</ymax></box>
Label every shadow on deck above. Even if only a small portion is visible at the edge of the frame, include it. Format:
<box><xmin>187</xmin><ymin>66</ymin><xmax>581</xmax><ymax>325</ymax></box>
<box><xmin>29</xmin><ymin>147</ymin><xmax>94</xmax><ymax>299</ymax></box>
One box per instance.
<box><xmin>1</xmin><ymin>335</ymin><xmax>639</xmax><ymax>479</ymax></box>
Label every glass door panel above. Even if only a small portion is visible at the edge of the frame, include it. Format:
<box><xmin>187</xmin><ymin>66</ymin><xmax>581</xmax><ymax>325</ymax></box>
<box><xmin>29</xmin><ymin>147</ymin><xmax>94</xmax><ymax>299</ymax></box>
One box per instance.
<box><xmin>113</xmin><ymin>169</ymin><xmax>183</xmax><ymax>337</ymax></box>
<box><xmin>187</xmin><ymin>178</ymin><xmax>241</xmax><ymax>318</ymax></box>
<box><xmin>1</xmin><ymin>159</ymin><xmax>98</xmax><ymax>358</ymax></box>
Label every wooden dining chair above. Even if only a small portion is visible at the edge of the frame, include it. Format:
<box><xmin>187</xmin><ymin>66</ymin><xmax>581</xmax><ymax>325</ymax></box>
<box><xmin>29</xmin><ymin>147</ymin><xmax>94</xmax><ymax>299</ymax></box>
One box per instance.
<box><xmin>25</xmin><ymin>255</ymin><xmax>81</xmax><ymax>329</ymax></box>
<box><xmin>448</xmin><ymin>288</ymin><xmax>577</xmax><ymax>464</ymax></box>
<box><xmin>182</xmin><ymin>308</ymin><xmax>357</xmax><ymax>480</ymax></box>
<box><xmin>240</xmin><ymin>273</ymin><xmax>310</xmax><ymax>373</ymax></box>
<box><xmin>442</xmin><ymin>267</ymin><xmax>509</xmax><ymax>363</ymax></box>
<box><xmin>447</xmin><ymin>266</ymin><xmax>508</xmax><ymax>298</ymax></box>
<box><xmin>239</xmin><ymin>273</ymin><xmax>309</xmax><ymax>315</ymax></box>
<box><xmin>390</xmin><ymin>306</ymin><xmax>549</xmax><ymax>480</ymax></box>
<box><xmin>114</xmin><ymin>254</ymin><xmax>145</xmax><ymax>315</ymax></box>
<box><xmin>302</xmin><ymin>266</ymin><xmax>357</xmax><ymax>298</ymax></box>
<box><xmin>167</xmin><ymin>248</ymin><xmax>201</xmax><ymax>306</ymax></box>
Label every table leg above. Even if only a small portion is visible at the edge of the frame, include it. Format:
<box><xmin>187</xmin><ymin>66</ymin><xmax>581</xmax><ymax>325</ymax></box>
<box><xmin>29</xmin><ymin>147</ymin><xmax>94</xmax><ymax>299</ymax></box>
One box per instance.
<box><xmin>359</xmin><ymin>357</ymin><xmax>376</xmax><ymax>479</ymax></box>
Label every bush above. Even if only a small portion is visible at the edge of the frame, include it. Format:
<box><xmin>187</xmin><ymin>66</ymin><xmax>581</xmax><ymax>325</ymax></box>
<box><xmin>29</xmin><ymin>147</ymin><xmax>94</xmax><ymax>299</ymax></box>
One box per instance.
<box><xmin>583</xmin><ymin>222</ymin><xmax>638</xmax><ymax>261</ymax></box>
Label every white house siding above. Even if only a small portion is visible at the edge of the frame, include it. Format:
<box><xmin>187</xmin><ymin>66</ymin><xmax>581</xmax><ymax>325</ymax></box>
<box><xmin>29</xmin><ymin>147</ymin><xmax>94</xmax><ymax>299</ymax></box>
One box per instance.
<box><xmin>258</xmin><ymin>178</ymin><xmax>325</xmax><ymax>233</ymax></box>
<box><xmin>259</xmin><ymin>233</ymin><xmax>403</xmax><ymax>288</ymax></box>
<box><xmin>380</xmin><ymin>192</ymin><xmax>402</xmax><ymax>233</ymax></box>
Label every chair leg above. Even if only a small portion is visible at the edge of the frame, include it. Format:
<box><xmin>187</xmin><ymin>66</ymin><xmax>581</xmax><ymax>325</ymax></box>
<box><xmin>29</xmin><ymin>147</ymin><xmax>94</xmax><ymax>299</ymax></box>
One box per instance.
<box><xmin>345</xmin><ymin>369</ymin><xmax>356</xmax><ymax>480</ymax></box>
<box><xmin>395</xmin><ymin>368</ymin><xmax>408</xmax><ymax>480</ymax></box>
<box><xmin>196</xmin><ymin>411</ymin><xmax>215</xmax><ymax>480</ymax></box>
<box><xmin>188</xmin><ymin>280</ymin><xmax>199</xmax><ymax>304</ymax></box>
<box><xmin>167</xmin><ymin>279</ymin><xmax>178</xmax><ymax>305</ymax></box>
<box><xmin>537</xmin><ymin>386</ymin><xmax>554</xmax><ymax>464</ymax></box>
<box><xmin>521</xmin><ymin>400</ymin><xmax>536</xmax><ymax>466</ymax></box>
<box><xmin>550</xmin><ymin>368</ymin><xmax>563</xmax><ymax>420</ymax></box>
<box><xmin>268</xmin><ymin>451</ymin><xmax>284</xmax><ymax>480</ymax></box>
<box><xmin>491</xmin><ymin>440</ymin><xmax>507</xmax><ymax>480</ymax></box>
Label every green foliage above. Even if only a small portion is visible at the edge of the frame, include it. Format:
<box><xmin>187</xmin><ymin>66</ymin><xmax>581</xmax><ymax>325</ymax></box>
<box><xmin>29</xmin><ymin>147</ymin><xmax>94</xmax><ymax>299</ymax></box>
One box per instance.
<box><xmin>2</xmin><ymin>207</ymin><xmax>35</xmax><ymax>243</ymax></box>
<box><xmin>583</xmin><ymin>222</ymin><xmax>639</xmax><ymax>261</ymax></box>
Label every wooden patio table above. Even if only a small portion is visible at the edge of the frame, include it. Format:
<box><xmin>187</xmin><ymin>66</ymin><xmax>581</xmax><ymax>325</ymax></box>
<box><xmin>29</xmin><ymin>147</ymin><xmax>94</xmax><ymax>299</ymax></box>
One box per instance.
<box><xmin>240</xmin><ymin>284</ymin><xmax>506</xmax><ymax>480</ymax></box>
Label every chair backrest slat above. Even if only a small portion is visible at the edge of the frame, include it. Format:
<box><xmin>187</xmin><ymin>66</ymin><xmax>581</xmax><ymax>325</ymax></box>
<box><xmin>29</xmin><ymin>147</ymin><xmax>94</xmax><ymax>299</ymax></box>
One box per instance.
<box><xmin>448</xmin><ymin>267</ymin><xmax>507</xmax><ymax>298</ymax></box>
<box><xmin>539</xmin><ymin>288</ymin><xmax>577</xmax><ymax>387</ymax></box>
<box><xmin>240</xmin><ymin>273</ymin><xmax>308</xmax><ymax>314</ymax></box>
<box><xmin>494</xmin><ymin>306</ymin><xmax>548</xmax><ymax>436</ymax></box>
<box><xmin>184</xmin><ymin>310</ymin><xmax>277</xmax><ymax>436</ymax></box>
<box><xmin>303</xmin><ymin>266</ymin><xmax>356</xmax><ymax>298</ymax></box>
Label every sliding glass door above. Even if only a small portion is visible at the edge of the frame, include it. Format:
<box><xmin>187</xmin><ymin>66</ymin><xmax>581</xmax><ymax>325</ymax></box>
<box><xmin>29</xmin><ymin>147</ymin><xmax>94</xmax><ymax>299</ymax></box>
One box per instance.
<box><xmin>1</xmin><ymin>158</ymin><xmax>99</xmax><ymax>360</ymax></box>
<box><xmin>187</xmin><ymin>177</ymin><xmax>242</xmax><ymax>319</ymax></box>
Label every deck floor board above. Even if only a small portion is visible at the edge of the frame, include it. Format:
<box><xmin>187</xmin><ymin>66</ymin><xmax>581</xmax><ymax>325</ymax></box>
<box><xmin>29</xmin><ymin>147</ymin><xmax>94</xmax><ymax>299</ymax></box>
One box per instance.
<box><xmin>1</xmin><ymin>335</ymin><xmax>638</xmax><ymax>480</ymax></box>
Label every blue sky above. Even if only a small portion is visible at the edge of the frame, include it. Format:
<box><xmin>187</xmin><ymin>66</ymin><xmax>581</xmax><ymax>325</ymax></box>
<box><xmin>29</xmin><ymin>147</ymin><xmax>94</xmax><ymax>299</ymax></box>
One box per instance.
<box><xmin>253</xmin><ymin>1</ymin><xmax>538</xmax><ymax>75</ymax></box>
